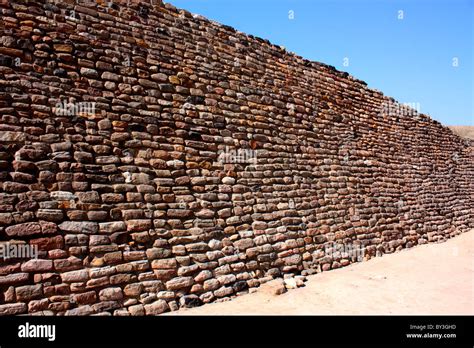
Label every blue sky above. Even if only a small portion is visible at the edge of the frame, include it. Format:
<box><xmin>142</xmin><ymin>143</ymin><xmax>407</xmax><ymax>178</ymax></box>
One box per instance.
<box><xmin>169</xmin><ymin>0</ymin><xmax>473</xmax><ymax>125</ymax></box>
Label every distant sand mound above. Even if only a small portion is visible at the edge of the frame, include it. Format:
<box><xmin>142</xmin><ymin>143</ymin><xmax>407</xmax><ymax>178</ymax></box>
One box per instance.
<box><xmin>448</xmin><ymin>126</ymin><xmax>474</xmax><ymax>140</ymax></box>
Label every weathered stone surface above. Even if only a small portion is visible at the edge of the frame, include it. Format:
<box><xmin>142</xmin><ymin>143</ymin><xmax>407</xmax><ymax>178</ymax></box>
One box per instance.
<box><xmin>179</xmin><ymin>295</ymin><xmax>202</xmax><ymax>308</ymax></box>
<box><xmin>73</xmin><ymin>291</ymin><xmax>97</xmax><ymax>305</ymax></box>
<box><xmin>0</xmin><ymin>303</ymin><xmax>27</xmax><ymax>316</ymax></box>
<box><xmin>5</xmin><ymin>222</ymin><xmax>56</xmax><ymax>237</ymax></box>
<box><xmin>260</xmin><ymin>279</ymin><xmax>287</xmax><ymax>296</ymax></box>
<box><xmin>15</xmin><ymin>285</ymin><xmax>42</xmax><ymax>301</ymax></box>
<box><xmin>124</xmin><ymin>283</ymin><xmax>143</xmax><ymax>297</ymax></box>
<box><xmin>165</xmin><ymin>277</ymin><xmax>194</xmax><ymax>290</ymax></box>
<box><xmin>151</xmin><ymin>258</ymin><xmax>177</xmax><ymax>269</ymax></box>
<box><xmin>234</xmin><ymin>238</ymin><xmax>255</xmax><ymax>251</ymax></box>
<box><xmin>61</xmin><ymin>270</ymin><xmax>89</xmax><ymax>283</ymax></box>
<box><xmin>36</xmin><ymin>209</ymin><xmax>64</xmax><ymax>222</ymax></box>
<box><xmin>50</xmin><ymin>191</ymin><xmax>76</xmax><ymax>201</ymax></box>
<box><xmin>222</xmin><ymin>177</ymin><xmax>236</xmax><ymax>185</ymax></box>
<box><xmin>99</xmin><ymin>287</ymin><xmax>123</xmax><ymax>301</ymax></box>
<box><xmin>0</xmin><ymin>131</ymin><xmax>25</xmax><ymax>142</ymax></box>
<box><xmin>284</xmin><ymin>278</ymin><xmax>298</xmax><ymax>289</ymax></box>
<box><xmin>99</xmin><ymin>222</ymin><xmax>126</xmax><ymax>233</ymax></box>
<box><xmin>65</xmin><ymin>305</ymin><xmax>94</xmax><ymax>316</ymax></box>
<box><xmin>0</xmin><ymin>273</ymin><xmax>29</xmax><ymax>286</ymax></box>
<box><xmin>146</xmin><ymin>248</ymin><xmax>172</xmax><ymax>260</ymax></box>
<box><xmin>144</xmin><ymin>300</ymin><xmax>169</xmax><ymax>315</ymax></box>
<box><xmin>214</xmin><ymin>286</ymin><xmax>233</xmax><ymax>298</ymax></box>
<box><xmin>129</xmin><ymin>304</ymin><xmax>145</xmax><ymax>316</ymax></box>
<box><xmin>126</xmin><ymin>220</ymin><xmax>152</xmax><ymax>232</ymax></box>
<box><xmin>21</xmin><ymin>260</ymin><xmax>53</xmax><ymax>272</ymax></box>
<box><xmin>30</xmin><ymin>236</ymin><xmax>64</xmax><ymax>251</ymax></box>
<box><xmin>77</xmin><ymin>191</ymin><xmax>100</xmax><ymax>203</ymax></box>
<box><xmin>59</xmin><ymin>221</ymin><xmax>98</xmax><ymax>234</ymax></box>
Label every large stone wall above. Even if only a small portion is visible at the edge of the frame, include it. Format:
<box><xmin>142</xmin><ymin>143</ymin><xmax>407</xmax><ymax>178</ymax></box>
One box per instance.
<box><xmin>0</xmin><ymin>0</ymin><xmax>472</xmax><ymax>315</ymax></box>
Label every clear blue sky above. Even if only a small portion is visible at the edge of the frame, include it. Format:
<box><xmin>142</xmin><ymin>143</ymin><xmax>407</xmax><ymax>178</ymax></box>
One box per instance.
<box><xmin>169</xmin><ymin>0</ymin><xmax>473</xmax><ymax>126</ymax></box>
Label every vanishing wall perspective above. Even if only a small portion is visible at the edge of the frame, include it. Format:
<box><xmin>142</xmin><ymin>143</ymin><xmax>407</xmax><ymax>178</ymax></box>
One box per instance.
<box><xmin>0</xmin><ymin>0</ymin><xmax>473</xmax><ymax>315</ymax></box>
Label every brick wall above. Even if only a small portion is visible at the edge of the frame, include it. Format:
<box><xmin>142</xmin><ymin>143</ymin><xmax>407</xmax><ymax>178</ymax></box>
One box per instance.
<box><xmin>0</xmin><ymin>0</ymin><xmax>472</xmax><ymax>315</ymax></box>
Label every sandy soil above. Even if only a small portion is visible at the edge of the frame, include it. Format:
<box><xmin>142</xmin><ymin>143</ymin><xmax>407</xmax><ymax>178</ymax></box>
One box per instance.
<box><xmin>168</xmin><ymin>229</ymin><xmax>474</xmax><ymax>315</ymax></box>
<box><xmin>448</xmin><ymin>126</ymin><xmax>474</xmax><ymax>140</ymax></box>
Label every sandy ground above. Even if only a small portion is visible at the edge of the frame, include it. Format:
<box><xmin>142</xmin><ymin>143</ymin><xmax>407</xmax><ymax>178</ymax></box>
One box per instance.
<box><xmin>168</xmin><ymin>229</ymin><xmax>474</xmax><ymax>315</ymax></box>
<box><xmin>448</xmin><ymin>125</ymin><xmax>474</xmax><ymax>140</ymax></box>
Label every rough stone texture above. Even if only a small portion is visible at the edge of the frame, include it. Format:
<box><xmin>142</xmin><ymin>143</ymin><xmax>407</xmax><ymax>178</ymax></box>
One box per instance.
<box><xmin>0</xmin><ymin>0</ymin><xmax>472</xmax><ymax>316</ymax></box>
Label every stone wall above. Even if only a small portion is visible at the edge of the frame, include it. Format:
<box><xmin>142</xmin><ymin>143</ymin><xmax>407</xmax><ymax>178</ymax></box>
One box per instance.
<box><xmin>0</xmin><ymin>0</ymin><xmax>472</xmax><ymax>315</ymax></box>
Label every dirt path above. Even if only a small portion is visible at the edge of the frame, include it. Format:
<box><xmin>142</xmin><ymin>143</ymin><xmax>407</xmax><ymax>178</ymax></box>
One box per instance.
<box><xmin>168</xmin><ymin>229</ymin><xmax>474</xmax><ymax>315</ymax></box>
